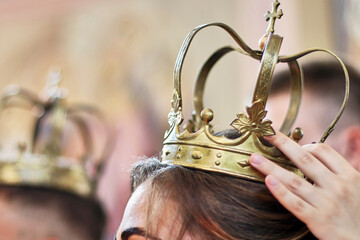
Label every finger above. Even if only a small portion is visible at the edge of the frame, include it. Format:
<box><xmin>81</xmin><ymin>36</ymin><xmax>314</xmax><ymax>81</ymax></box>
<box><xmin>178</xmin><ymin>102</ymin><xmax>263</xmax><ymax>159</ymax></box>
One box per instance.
<box><xmin>250</xmin><ymin>153</ymin><xmax>317</xmax><ymax>206</ymax></box>
<box><xmin>265</xmin><ymin>175</ymin><xmax>317</xmax><ymax>225</ymax></box>
<box><xmin>303</xmin><ymin>143</ymin><xmax>357</xmax><ymax>175</ymax></box>
<box><xmin>264</xmin><ymin>131</ymin><xmax>335</xmax><ymax>187</ymax></box>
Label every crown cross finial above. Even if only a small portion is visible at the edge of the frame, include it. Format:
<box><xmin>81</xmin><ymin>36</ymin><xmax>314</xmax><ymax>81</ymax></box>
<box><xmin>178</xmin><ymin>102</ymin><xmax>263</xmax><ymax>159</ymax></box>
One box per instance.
<box><xmin>41</xmin><ymin>67</ymin><xmax>64</xmax><ymax>100</ymax></box>
<box><xmin>265</xmin><ymin>0</ymin><xmax>283</xmax><ymax>34</ymax></box>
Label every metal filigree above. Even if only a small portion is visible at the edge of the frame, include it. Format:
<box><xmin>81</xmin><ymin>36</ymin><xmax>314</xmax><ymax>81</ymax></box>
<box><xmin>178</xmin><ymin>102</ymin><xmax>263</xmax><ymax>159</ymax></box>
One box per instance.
<box><xmin>168</xmin><ymin>90</ymin><xmax>183</xmax><ymax>127</ymax></box>
<box><xmin>231</xmin><ymin>100</ymin><xmax>275</xmax><ymax>138</ymax></box>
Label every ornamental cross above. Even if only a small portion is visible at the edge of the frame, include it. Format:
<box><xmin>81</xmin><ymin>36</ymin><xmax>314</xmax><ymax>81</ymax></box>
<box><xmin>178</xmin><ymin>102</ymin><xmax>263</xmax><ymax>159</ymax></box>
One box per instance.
<box><xmin>265</xmin><ymin>0</ymin><xmax>283</xmax><ymax>33</ymax></box>
<box><xmin>42</xmin><ymin>67</ymin><xmax>63</xmax><ymax>100</ymax></box>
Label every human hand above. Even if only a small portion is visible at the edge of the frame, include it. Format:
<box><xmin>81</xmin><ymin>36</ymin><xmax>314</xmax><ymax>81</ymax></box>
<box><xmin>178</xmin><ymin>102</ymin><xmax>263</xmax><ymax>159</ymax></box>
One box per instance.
<box><xmin>250</xmin><ymin>131</ymin><xmax>360</xmax><ymax>240</ymax></box>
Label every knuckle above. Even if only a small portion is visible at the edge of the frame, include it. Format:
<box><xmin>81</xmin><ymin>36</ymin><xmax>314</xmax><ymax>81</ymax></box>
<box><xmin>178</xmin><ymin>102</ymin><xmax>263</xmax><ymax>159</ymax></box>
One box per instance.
<box><xmin>287</xmin><ymin>176</ymin><xmax>303</xmax><ymax>192</ymax></box>
<box><xmin>291</xmin><ymin>200</ymin><xmax>306</xmax><ymax>213</ymax></box>
<box><xmin>298</xmin><ymin>152</ymin><xmax>314</xmax><ymax>165</ymax></box>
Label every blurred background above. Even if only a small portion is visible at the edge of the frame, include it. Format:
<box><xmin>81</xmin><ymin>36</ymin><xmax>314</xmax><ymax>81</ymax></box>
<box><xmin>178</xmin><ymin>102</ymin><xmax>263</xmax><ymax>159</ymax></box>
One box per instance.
<box><xmin>0</xmin><ymin>0</ymin><xmax>358</xmax><ymax>239</ymax></box>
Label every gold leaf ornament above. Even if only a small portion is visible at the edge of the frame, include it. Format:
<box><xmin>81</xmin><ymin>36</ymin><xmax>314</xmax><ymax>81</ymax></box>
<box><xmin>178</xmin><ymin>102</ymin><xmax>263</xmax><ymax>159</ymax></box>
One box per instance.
<box><xmin>231</xmin><ymin>101</ymin><xmax>275</xmax><ymax>137</ymax></box>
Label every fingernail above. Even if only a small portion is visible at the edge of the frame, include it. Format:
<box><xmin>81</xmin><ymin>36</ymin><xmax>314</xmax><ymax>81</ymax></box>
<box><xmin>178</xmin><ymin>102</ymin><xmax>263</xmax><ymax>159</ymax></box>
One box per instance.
<box><xmin>264</xmin><ymin>134</ymin><xmax>275</xmax><ymax>140</ymax></box>
<box><xmin>250</xmin><ymin>153</ymin><xmax>263</xmax><ymax>165</ymax></box>
<box><xmin>267</xmin><ymin>175</ymin><xmax>278</xmax><ymax>187</ymax></box>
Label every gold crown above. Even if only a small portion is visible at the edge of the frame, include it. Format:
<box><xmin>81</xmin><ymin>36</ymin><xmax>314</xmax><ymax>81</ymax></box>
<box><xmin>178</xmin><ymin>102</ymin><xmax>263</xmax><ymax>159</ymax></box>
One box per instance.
<box><xmin>0</xmin><ymin>68</ymin><xmax>111</xmax><ymax>197</ymax></box>
<box><xmin>161</xmin><ymin>0</ymin><xmax>349</xmax><ymax>182</ymax></box>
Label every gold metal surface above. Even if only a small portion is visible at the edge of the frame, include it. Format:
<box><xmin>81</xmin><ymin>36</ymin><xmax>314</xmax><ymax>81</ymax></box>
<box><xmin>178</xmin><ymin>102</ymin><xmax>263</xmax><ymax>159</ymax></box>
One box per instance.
<box><xmin>0</xmin><ymin>69</ymin><xmax>111</xmax><ymax>198</ymax></box>
<box><xmin>265</xmin><ymin>0</ymin><xmax>283</xmax><ymax>34</ymax></box>
<box><xmin>292</xmin><ymin>127</ymin><xmax>304</xmax><ymax>143</ymax></box>
<box><xmin>162</xmin><ymin>0</ymin><xmax>349</xmax><ymax>183</ymax></box>
<box><xmin>252</xmin><ymin>33</ymin><xmax>283</xmax><ymax>107</ymax></box>
<box><xmin>193</xmin><ymin>47</ymin><xmax>302</xmax><ymax>136</ymax></box>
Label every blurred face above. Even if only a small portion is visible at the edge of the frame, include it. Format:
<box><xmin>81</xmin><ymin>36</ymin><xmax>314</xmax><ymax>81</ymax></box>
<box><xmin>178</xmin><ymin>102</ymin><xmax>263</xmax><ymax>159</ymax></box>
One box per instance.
<box><xmin>267</xmin><ymin>92</ymin><xmax>330</xmax><ymax>145</ymax></box>
<box><xmin>116</xmin><ymin>182</ymin><xmax>193</xmax><ymax>240</ymax></box>
<box><xmin>0</xmin><ymin>197</ymin><xmax>18</xmax><ymax>239</ymax></box>
<box><xmin>0</xmin><ymin>192</ymin><xmax>61</xmax><ymax>240</ymax></box>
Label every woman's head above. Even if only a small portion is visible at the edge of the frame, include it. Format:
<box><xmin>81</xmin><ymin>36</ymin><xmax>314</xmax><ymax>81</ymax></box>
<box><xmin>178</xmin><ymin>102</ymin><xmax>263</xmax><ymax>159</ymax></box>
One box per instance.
<box><xmin>117</xmin><ymin>158</ymin><xmax>313</xmax><ymax>240</ymax></box>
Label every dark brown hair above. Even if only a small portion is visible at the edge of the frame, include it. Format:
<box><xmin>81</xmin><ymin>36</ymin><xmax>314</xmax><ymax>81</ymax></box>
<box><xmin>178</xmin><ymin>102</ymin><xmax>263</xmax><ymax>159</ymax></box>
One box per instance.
<box><xmin>131</xmin><ymin>158</ymin><xmax>316</xmax><ymax>240</ymax></box>
<box><xmin>0</xmin><ymin>185</ymin><xmax>106</xmax><ymax>240</ymax></box>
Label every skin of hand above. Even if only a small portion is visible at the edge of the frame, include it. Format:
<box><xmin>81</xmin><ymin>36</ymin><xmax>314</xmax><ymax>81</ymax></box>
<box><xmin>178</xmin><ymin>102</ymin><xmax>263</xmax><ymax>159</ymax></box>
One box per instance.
<box><xmin>249</xmin><ymin>131</ymin><xmax>360</xmax><ymax>240</ymax></box>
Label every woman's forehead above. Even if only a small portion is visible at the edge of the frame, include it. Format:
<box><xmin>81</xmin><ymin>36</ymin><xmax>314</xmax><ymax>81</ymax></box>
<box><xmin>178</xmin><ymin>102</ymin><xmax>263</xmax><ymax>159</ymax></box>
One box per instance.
<box><xmin>117</xmin><ymin>181</ymin><xmax>187</xmax><ymax>239</ymax></box>
<box><xmin>118</xmin><ymin>182</ymin><xmax>149</xmax><ymax>233</ymax></box>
